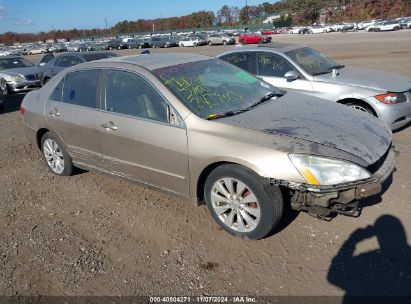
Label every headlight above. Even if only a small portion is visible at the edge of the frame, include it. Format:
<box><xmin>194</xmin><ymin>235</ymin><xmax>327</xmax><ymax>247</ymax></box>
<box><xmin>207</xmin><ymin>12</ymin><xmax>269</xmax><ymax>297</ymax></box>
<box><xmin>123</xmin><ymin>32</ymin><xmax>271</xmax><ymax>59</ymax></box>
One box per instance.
<box><xmin>11</xmin><ymin>75</ymin><xmax>25</xmax><ymax>82</ymax></box>
<box><xmin>289</xmin><ymin>154</ymin><xmax>371</xmax><ymax>186</ymax></box>
<box><xmin>375</xmin><ymin>92</ymin><xmax>407</xmax><ymax>104</ymax></box>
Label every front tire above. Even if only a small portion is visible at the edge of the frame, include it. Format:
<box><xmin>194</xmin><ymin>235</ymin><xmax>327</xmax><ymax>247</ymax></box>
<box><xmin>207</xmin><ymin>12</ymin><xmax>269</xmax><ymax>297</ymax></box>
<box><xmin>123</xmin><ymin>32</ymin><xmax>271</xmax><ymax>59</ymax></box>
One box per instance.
<box><xmin>41</xmin><ymin>132</ymin><xmax>74</xmax><ymax>176</ymax></box>
<box><xmin>204</xmin><ymin>164</ymin><xmax>284</xmax><ymax>240</ymax></box>
<box><xmin>346</xmin><ymin>102</ymin><xmax>375</xmax><ymax>116</ymax></box>
<box><xmin>0</xmin><ymin>79</ymin><xmax>9</xmax><ymax>95</ymax></box>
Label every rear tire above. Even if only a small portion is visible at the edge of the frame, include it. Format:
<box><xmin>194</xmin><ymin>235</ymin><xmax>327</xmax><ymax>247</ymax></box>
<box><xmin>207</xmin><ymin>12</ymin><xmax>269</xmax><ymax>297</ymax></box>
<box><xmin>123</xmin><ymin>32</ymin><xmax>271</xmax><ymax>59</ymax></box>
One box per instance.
<box><xmin>204</xmin><ymin>164</ymin><xmax>284</xmax><ymax>240</ymax></box>
<box><xmin>41</xmin><ymin>132</ymin><xmax>74</xmax><ymax>176</ymax></box>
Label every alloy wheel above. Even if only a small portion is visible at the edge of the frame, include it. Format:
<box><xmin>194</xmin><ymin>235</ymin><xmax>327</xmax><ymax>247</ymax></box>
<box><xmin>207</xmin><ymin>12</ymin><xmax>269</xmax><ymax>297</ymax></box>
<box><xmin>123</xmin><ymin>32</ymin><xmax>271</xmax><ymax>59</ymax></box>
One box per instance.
<box><xmin>210</xmin><ymin>178</ymin><xmax>261</xmax><ymax>233</ymax></box>
<box><xmin>43</xmin><ymin>138</ymin><xmax>65</xmax><ymax>174</ymax></box>
<box><xmin>350</xmin><ymin>104</ymin><xmax>372</xmax><ymax>114</ymax></box>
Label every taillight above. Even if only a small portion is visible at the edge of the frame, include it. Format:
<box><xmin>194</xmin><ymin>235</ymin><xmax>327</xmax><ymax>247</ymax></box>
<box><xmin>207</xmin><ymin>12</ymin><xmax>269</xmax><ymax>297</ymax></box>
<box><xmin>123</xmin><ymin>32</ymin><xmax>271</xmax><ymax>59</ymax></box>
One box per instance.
<box><xmin>20</xmin><ymin>106</ymin><xmax>25</xmax><ymax>115</ymax></box>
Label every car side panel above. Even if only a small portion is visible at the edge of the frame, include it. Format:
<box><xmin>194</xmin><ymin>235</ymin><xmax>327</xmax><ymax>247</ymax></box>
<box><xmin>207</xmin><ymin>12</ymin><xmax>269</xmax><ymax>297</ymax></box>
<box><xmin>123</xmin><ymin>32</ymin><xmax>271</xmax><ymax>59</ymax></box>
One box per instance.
<box><xmin>97</xmin><ymin>112</ymin><xmax>190</xmax><ymax>195</ymax></box>
<box><xmin>44</xmin><ymin>100</ymin><xmax>103</xmax><ymax>167</ymax></box>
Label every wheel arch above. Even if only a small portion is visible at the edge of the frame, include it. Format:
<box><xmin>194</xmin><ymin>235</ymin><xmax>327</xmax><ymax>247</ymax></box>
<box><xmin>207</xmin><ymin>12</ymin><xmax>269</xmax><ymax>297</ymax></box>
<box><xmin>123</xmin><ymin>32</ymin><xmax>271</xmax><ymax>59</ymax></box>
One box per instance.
<box><xmin>36</xmin><ymin>128</ymin><xmax>50</xmax><ymax>150</ymax></box>
<box><xmin>337</xmin><ymin>98</ymin><xmax>378</xmax><ymax>117</ymax></box>
<box><xmin>195</xmin><ymin>160</ymin><xmax>263</xmax><ymax>203</ymax></box>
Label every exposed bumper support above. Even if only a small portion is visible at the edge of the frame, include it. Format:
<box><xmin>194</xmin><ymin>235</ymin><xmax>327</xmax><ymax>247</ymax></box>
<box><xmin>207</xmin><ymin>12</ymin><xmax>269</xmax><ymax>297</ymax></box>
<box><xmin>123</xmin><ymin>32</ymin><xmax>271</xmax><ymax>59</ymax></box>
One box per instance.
<box><xmin>270</xmin><ymin>148</ymin><xmax>396</xmax><ymax>219</ymax></box>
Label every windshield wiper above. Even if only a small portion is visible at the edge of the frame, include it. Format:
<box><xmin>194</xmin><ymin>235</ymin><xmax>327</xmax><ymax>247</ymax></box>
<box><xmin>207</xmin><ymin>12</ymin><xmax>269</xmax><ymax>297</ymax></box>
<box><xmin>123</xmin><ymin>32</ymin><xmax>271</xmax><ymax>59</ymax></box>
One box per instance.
<box><xmin>245</xmin><ymin>91</ymin><xmax>283</xmax><ymax>111</ymax></box>
<box><xmin>206</xmin><ymin>109</ymin><xmax>247</xmax><ymax>120</ymax></box>
<box><xmin>312</xmin><ymin>70</ymin><xmax>330</xmax><ymax>76</ymax></box>
<box><xmin>312</xmin><ymin>65</ymin><xmax>346</xmax><ymax>76</ymax></box>
<box><xmin>328</xmin><ymin>64</ymin><xmax>345</xmax><ymax>70</ymax></box>
<box><xmin>206</xmin><ymin>91</ymin><xmax>283</xmax><ymax>120</ymax></box>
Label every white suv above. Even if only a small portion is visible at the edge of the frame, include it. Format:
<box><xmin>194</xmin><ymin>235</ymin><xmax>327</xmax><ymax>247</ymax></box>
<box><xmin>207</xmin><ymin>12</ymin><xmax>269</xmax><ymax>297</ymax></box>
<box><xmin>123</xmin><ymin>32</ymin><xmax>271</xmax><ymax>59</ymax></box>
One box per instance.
<box><xmin>375</xmin><ymin>20</ymin><xmax>401</xmax><ymax>31</ymax></box>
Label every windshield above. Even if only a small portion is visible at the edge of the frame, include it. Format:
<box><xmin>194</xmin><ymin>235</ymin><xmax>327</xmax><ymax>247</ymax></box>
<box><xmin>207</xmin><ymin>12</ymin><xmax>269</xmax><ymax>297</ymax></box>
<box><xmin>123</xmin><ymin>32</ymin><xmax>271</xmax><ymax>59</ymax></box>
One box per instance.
<box><xmin>0</xmin><ymin>57</ymin><xmax>34</xmax><ymax>70</ymax></box>
<box><xmin>152</xmin><ymin>59</ymin><xmax>279</xmax><ymax>119</ymax></box>
<box><xmin>286</xmin><ymin>47</ymin><xmax>341</xmax><ymax>76</ymax></box>
<box><xmin>83</xmin><ymin>53</ymin><xmax>119</xmax><ymax>62</ymax></box>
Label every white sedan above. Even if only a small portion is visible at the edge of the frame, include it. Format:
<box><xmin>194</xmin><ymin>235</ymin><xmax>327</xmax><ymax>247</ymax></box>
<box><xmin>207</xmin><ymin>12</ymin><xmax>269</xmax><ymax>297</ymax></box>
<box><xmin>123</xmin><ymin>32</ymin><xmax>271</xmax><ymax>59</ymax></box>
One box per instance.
<box><xmin>179</xmin><ymin>37</ymin><xmax>206</xmax><ymax>47</ymax></box>
<box><xmin>308</xmin><ymin>26</ymin><xmax>332</xmax><ymax>34</ymax></box>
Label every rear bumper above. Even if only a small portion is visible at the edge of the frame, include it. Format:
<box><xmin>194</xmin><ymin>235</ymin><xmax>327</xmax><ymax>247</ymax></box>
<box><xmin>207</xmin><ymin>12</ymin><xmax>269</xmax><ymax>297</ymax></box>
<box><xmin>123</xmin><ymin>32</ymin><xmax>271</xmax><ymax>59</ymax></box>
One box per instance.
<box><xmin>276</xmin><ymin>148</ymin><xmax>395</xmax><ymax>218</ymax></box>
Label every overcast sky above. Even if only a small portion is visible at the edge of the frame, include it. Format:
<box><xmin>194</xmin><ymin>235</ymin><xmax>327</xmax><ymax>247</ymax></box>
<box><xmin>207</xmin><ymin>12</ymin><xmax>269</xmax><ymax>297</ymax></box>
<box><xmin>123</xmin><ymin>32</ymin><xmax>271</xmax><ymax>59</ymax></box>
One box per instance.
<box><xmin>0</xmin><ymin>0</ymin><xmax>267</xmax><ymax>33</ymax></box>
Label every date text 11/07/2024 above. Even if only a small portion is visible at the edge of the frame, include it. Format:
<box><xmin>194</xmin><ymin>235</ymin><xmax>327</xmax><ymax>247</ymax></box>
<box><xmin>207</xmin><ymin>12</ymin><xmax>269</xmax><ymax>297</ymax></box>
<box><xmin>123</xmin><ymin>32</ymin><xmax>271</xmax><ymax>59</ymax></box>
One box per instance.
<box><xmin>149</xmin><ymin>296</ymin><xmax>257</xmax><ymax>303</ymax></box>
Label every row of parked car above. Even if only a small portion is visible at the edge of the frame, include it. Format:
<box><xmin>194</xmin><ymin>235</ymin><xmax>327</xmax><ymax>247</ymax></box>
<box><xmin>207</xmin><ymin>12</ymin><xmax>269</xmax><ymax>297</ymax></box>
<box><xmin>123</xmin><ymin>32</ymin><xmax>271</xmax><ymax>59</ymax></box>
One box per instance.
<box><xmin>104</xmin><ymin>32</ymin><xmax>270</xmax><ymax>50</ymax></box>
<box><xmin>0</xmin><ymin>31</ymin><xmax>274</xmax><ymax>57</ymax></box>
<box><xmin>362</xmin><ymin>17</ymin><xmax>411</xmax><ymax>32</ymax></box>
<box><xmin>14</xmin><ymin>42</ymin><xmax>410</xmax><ymax>239</ymax></box>
<box><xmin>285</xmin><ymin>16</ymin><xmax>411</xmax><ymax>34</ymax></box>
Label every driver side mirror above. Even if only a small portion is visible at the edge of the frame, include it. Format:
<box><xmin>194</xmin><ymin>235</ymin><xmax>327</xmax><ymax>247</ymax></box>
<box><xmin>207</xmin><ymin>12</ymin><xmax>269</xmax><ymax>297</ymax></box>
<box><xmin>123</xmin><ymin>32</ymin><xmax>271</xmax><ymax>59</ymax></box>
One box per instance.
<box><xmin>284</xmin><ymin>70</ymin><xmax>299</xmax><ymax>81</ymax></box>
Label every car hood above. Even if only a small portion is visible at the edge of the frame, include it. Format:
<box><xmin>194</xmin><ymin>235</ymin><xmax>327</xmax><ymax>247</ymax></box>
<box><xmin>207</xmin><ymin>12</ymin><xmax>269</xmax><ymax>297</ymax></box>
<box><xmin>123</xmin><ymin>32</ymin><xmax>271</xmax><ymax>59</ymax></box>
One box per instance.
<box><xmin>219</xmin><ymin>92</ymin><xmax>392</xmax><ymax>165</ymax></box>
<box><xmin>1</xmin><ymin>66</ymin><xmax>41</xmax><ymax>76</ymax></box>
<box><xmin>314</xmin><ymin>66</ymin><xmax>411</xmax><ymax>93</ymax></box>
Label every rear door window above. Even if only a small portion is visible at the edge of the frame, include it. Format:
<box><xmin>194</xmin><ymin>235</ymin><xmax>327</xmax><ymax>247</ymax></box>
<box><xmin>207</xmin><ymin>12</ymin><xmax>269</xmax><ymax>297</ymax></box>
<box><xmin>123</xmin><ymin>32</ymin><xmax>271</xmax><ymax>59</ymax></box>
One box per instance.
<box><xmin>220</xmin><ymin>52</ymin><xmax>255</xmax><ymax>74</ymax></box>
<box><xmin>50</xmin><ymin>78</ymin><xmax>64</xmax><ymax>101</ymax></box>
<box><xmin>61</xmin><ymin>70</ymin><xmax>100</xmax><ymax>108</ymax></box>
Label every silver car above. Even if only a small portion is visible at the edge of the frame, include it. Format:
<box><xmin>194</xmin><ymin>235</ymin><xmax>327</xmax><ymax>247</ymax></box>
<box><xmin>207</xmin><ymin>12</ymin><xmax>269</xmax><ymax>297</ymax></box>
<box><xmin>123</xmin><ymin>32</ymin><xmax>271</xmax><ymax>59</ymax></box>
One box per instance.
<box><xmin>218</xmin><ymin>43</ymin><xmax>411</xmax><ymax>130</ymax></box>
<box><xmin>0</xmin><ymin>54</ymin><xmax>54</xmax><ymax>95</ymax></box>
<box><xmin>207</xmin><ymin>33</ymin><xmax>236</xmax><ymax>46</ymax></box>
<box><xmin>21</xmin><ymin>53</ymin><xmax>395</xmax><ymax>239</ymax></box>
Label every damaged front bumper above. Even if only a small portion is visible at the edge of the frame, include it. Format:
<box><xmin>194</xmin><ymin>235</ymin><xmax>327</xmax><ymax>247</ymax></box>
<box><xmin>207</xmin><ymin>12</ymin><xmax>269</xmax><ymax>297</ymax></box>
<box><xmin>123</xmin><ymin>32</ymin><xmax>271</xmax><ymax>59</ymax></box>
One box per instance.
<box><xmin>269</xmin><ymin>148</ymin><xmax>396</xmax><ymax>219</ymax></box>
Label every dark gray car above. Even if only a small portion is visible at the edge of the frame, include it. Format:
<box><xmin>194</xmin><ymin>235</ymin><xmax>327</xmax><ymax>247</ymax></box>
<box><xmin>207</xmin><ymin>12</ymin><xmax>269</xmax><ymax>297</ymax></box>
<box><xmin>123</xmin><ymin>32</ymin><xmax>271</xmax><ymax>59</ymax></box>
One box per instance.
<box><xmin>40</xmin><ymin>51</ymin><xmax>118</xmax><ymax>85</ymax></box>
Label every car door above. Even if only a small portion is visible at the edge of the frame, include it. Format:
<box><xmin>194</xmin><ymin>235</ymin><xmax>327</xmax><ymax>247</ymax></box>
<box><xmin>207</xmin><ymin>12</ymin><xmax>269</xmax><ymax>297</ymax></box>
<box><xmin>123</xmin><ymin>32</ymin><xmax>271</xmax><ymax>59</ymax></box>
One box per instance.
<box><xmin>96</xmin><ymin>69</ymin><xmax>189</xmax><ymax>195</ymax></box>
<box><xmin>45</xmin><ymin>69</ymin><xmax>104</xmax><ymax>167</ymax></box>
<box><xmin>256</xmin><ymin>52</ymin><xmax>314</xmax><ymax>95</ymax></box>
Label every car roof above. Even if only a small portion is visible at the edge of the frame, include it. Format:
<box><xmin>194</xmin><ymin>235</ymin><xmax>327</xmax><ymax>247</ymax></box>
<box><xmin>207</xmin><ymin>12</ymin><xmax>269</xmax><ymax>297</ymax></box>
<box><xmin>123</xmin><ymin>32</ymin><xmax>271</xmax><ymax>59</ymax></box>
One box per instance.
<box><xmin>53</xmin><ymin>51</ymin><xmax>111</xmax><ymax>58</ymax></box>
<box><xmin>0</xmin><ymin>55</ymin><xmax>24</xmax><ymax>60</ymax></box>
<box><xmin>257</xmin><ymin>43</ymin><xmax>305</xmax><ymax>53</ymax></box>
<box><xmin>218</xmin><ymin>43</ymin><xmax>304</xmax><ymax>56</ymax></box>
<box><xmin>99</xmin><ymin>53</ymin><xmax>211</xmax><ymax>70</ymax></box>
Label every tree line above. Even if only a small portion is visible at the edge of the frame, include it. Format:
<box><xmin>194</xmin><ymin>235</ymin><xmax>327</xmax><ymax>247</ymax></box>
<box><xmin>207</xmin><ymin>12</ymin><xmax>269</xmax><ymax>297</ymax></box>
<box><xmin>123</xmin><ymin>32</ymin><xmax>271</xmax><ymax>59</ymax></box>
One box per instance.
<box><xmin>1</xmin><ymin>0</ymin><xmax>410</xmax><ymax>44</ymax></box>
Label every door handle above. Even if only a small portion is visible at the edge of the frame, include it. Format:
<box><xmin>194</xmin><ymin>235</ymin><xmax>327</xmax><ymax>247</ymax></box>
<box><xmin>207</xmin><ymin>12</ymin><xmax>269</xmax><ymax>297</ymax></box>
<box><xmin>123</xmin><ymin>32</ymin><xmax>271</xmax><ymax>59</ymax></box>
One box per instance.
<box><xmin>101</xmin><ymin>122</ymin><xmax>118</xmax><ymax>130</ymax></box>
<box><xmin>49</xmin><ymin>109</ymin><xmax>60</xmax><ymax>116</ymax></box>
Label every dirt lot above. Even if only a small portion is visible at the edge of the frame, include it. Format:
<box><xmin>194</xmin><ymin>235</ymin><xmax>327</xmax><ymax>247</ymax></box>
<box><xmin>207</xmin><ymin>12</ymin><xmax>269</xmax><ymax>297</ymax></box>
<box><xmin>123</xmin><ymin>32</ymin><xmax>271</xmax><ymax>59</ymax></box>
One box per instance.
<box><xmin>1</xmin><ymin>31</ymin><xmax>411</xmax><ymax>298</ymax></box>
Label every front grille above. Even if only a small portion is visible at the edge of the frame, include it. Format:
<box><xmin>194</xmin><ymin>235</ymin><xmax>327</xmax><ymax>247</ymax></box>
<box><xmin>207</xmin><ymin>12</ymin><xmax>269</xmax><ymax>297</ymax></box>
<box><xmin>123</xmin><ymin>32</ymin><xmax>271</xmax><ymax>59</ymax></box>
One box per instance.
<box><xmin>25</xmin><ymin>74</ymin><xmax>39</xmax><ymax>81</ymax></box>
<box><xmin>367</xmin><ymin>145</ymin><xmax>391</xmax><ymax>174</ymax></box>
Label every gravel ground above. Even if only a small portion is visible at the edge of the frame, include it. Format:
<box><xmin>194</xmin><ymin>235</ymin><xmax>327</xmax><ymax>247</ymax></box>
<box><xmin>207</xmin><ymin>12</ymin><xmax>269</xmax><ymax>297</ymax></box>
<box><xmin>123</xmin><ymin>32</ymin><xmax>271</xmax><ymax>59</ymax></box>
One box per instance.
<box><xmin>1</xmin><ymin>30</ymin><xmax>411</xmax><ymax>298</ymax></box>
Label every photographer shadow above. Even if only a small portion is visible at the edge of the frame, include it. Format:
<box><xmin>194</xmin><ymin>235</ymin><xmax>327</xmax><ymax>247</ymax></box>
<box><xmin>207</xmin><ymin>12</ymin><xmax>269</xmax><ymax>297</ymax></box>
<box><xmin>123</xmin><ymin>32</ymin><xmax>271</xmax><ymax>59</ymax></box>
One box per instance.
<box><xmin>327</xmin><ymin>215</ymin><xmax>411</xmax><ymax>303</ymax></box>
